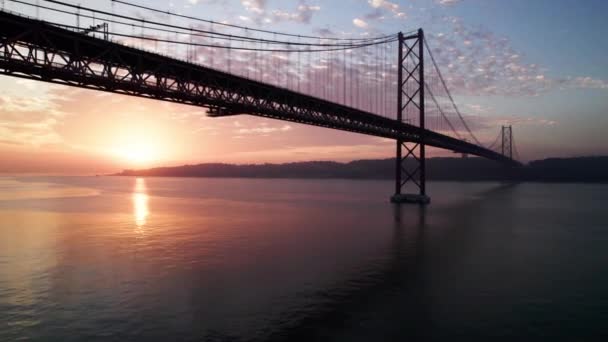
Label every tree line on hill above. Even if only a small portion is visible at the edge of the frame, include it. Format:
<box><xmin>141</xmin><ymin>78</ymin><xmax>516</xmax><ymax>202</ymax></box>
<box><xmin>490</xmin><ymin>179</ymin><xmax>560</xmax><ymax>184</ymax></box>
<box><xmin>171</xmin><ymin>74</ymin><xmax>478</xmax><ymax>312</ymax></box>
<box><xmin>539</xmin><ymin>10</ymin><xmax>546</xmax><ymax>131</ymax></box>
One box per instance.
<box><xmin>114</xmin><ymin>156</ymin><xmax>608</xmax><ymax>183</ymax></box>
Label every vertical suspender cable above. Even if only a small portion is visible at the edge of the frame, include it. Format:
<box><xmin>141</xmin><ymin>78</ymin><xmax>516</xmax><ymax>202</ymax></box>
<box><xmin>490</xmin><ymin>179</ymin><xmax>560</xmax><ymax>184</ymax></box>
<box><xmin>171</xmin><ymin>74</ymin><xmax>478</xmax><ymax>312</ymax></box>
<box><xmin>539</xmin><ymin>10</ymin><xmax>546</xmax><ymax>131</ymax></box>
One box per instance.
<box><xmin>342</xmin><ymin>48</ymin><xmax>346</xmax><ymax>105</ymax></box>
<box><xmin>297</xmin><ymin>36</ymin><xmax>301</xmax><ymax>92</ymax></box>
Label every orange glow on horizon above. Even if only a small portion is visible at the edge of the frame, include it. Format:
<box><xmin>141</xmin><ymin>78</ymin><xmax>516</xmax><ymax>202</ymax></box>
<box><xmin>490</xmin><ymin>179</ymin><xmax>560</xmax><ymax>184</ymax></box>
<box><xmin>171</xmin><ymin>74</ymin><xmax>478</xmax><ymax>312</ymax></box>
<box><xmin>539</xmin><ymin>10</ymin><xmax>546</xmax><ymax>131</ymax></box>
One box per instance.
<box><xmin>116</xmin><ymin>142</ymin><xmax>156</xmax><ymax>166</ymax></box>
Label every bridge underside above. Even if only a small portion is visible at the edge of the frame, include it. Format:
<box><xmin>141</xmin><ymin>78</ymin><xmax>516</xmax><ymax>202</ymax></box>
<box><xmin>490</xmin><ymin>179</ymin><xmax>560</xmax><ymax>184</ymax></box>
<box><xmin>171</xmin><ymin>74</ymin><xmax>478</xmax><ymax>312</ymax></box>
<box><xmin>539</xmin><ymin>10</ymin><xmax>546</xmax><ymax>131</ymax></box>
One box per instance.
<box><xmin>0</xmin><ymin>11</ymin><xmax>520</xmax><ymax>168</ymax></box>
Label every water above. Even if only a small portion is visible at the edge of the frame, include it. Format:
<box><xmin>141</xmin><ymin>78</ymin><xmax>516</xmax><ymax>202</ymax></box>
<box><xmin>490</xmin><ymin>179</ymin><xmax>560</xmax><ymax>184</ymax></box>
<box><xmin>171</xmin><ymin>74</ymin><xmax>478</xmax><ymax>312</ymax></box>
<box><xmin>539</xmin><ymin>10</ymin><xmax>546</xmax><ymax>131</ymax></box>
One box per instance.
<box><xmin>1</xmin><ymin>176</ymin><xmax>607</xmax><ymax>341</ymax></box>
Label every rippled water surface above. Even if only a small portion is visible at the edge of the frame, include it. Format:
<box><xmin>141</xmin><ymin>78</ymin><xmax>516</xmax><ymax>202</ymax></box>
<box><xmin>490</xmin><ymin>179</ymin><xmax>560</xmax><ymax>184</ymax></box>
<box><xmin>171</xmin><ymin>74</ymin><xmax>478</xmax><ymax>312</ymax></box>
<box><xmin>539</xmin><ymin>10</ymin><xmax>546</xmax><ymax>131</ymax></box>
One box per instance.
<box><xmin>1</xmin><ymin>176</ymin><xmax>607</xmax><ymax>341</ymax></box>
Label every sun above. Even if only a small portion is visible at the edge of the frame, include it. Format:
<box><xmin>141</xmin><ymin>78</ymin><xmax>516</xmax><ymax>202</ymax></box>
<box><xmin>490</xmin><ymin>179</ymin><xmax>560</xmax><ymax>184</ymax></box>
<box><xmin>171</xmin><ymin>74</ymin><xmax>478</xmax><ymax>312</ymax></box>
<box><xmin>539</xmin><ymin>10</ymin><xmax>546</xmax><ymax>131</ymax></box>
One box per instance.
<box><xmin>119</xmin><ymin>142</ymin><xmax>156</xmax><ymax>165</ymax></box>
<box><xmin>106</xmin><ymin>126</ymin><xmax>167</xmax><ymax>167</ymax></box>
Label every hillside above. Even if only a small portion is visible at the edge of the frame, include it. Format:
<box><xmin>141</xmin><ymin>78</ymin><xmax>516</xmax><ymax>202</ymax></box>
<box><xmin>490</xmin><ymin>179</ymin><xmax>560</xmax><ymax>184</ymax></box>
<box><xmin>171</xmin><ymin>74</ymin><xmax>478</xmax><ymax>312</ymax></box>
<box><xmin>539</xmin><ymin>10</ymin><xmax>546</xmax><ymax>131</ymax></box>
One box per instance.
<box><xmin>114</xmin><ymin>156</ymin><xmax>608</xmax><ymax>183</ymax></box>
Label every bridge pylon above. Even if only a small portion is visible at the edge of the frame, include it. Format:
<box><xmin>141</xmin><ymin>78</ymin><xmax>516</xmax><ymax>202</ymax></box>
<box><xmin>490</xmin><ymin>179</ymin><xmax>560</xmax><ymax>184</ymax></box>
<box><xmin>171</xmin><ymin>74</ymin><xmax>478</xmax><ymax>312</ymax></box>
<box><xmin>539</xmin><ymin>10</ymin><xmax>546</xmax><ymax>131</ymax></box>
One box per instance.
<box><xmin>391</xmin><ymin>29</ymin><xmax>430</xmax><ymax>205</ymax></box>
<box><xmin>501</xmin><ymin>125</ymin><xmax>513</xmax><ymax>159</ymax></box>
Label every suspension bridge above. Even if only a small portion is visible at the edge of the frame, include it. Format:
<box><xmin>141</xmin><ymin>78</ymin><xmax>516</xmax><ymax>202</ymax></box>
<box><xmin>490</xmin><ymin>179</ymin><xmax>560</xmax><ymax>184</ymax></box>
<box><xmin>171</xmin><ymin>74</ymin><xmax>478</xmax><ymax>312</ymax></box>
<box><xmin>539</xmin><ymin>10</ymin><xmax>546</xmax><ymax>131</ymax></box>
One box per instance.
<box><xmin>0</xmin><ymin>0</ymin><xmax>522</xmax><ymax>204</ymax></box>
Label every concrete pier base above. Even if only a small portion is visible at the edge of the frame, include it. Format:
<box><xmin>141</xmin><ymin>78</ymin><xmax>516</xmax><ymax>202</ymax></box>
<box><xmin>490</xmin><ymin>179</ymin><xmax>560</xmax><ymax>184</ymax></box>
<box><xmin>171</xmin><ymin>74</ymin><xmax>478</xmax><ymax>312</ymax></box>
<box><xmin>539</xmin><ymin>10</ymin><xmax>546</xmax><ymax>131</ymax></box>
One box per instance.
<box><xmin>390</xmin><ymin>193</ymin><xmax>431</xmax><ymax>205</ymax></box>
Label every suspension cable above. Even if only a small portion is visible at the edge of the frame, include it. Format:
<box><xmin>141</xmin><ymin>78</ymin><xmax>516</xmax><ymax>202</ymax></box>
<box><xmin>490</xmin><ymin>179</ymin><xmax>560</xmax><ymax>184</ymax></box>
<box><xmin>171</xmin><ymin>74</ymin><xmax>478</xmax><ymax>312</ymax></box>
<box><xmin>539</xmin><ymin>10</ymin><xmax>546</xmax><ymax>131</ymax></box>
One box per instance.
<box><xmin>425</xmin><ymin>83</ymin><xmax>463</xmax><ymax>140</ymax></box>
<box><xmin>110</xmin><ymin>0</ymin><xmax>393</xmax><ymax>41</ymax></box>
<box><xmin>35</xmin><ymin>0</ymin><xmax>393</xmax><ymax>46</ymax></box>
<box><xmin>423</xmin><ymin>36</ymin><xmax>482</xmax><ymax>146</ymax></box>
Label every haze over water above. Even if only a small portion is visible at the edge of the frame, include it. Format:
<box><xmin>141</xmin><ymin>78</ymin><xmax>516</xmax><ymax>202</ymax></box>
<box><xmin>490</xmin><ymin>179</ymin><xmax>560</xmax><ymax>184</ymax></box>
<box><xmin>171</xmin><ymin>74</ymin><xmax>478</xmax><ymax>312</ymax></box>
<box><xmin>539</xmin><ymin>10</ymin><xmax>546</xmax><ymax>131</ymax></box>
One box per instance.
<box><xmin>1</xmin><ymin>176</ymin><xmax>607</xmax><ymax>341</ymax></box>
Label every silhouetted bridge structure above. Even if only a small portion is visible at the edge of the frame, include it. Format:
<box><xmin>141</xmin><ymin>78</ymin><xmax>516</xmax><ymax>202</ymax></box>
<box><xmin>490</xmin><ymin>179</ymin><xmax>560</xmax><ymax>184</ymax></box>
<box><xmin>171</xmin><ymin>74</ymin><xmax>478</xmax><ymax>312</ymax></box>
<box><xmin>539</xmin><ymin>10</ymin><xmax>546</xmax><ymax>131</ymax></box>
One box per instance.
<box><xmin>0</xmin><ymin>1</ymin><xmax>522</xmax><ymax>203</ymax></box>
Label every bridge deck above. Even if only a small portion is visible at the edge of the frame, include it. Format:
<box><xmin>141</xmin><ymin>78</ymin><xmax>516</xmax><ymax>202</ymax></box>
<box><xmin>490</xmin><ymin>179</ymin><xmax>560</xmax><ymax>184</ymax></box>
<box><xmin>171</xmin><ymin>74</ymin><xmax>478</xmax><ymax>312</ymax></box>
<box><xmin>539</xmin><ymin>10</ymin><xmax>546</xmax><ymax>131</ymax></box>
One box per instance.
<box><xmin>0</xmin><ymin>10</ymin><xmax>520</xmax><ymax>166</ymax></box>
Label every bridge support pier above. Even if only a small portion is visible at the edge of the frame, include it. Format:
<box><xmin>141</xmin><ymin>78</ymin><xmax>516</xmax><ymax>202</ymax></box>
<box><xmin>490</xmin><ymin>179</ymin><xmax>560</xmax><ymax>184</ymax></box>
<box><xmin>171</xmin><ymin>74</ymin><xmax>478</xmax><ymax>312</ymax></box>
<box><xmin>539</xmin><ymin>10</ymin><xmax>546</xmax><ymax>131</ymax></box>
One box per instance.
<box><xmin>391</xmin><ymin>193</ymin><xmax>430</xmax><ymax>204</ymax></box>
<box><xmin>390</xmin><ymin>29</ymin><xmax>430</xmax><ymax>205</ymax></box>
<box><xmin>390</xmin><ymin>140</ymin><xmax>430</xmax><ymax>205</ymax></box>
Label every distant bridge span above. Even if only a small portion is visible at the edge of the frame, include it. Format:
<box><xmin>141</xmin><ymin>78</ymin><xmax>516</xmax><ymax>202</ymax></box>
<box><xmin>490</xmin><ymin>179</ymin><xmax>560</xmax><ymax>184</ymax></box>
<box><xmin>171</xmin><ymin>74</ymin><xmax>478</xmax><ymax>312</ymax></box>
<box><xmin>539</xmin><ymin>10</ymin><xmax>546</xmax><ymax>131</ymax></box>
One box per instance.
<box><xmin>0</xmin><ymin>10</ymin><xmax>521</xmax><ymax>203</ymax></box>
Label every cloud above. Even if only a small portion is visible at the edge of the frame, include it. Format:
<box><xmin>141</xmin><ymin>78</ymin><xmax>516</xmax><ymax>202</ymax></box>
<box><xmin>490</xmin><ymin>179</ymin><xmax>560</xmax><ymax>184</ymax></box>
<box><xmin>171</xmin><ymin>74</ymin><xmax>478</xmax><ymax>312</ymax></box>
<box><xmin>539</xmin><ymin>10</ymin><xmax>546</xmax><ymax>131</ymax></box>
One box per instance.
<box><xmin>353</xmin><ymin>18</ymin><xmax>369</xmax><ymax>28</ymax></box>
<box><xmin>241</xmin><ymin>0</ymin><xmax>266</xmax><ymax>14</ymax></box>
<box><xmin>270</xmin><ymin>5</ymin><xmax>321</xmax><ymax>24</ymax></box>
<box><xmin>364</xmin><ymin>9</ymin><xmax>385</xmax><ymax>21</ymax></box>
<box><xmin>235</xmin><ymin>124</ymin><xmax>292</xmax><ymax>135</ymax></box>
<box><xmin>364</xmin><ymin>0</ymin><xmax>405</xmax><ymax>20</ymax></box>
<box><xmin>465</xmin><ymin>104</ymin><xmax>492</xmax><ymax>114</ymax></box>
<box><xmin>0</xmin><ymin>94</ymin><xmax>64</xmax><ymax>117</ymax></box>
<box><xmin>0</xmin><ymin>84</ymin><xmax>76</xmax><ymax>147</ymax></box>
<box><xmin>559</xmin><ymin>76</ymin><xmax>608</xmax><ymax>90</ymax></box>
<box><xmin>0</xmin><ymin>112</ymin><xmax>64</xmax><ymax>147</ymax></box>
<box><xmin>423</xmin><ymin>16</ymin><xmax>608</xmax><ymax>97</ymax></box>
<box><xmin>368</xmin><ymin>0</ymin><xmax>399</xmax><ymax>12</ymax></box>
<box><xmin>240</xmin><ymin>0</ymin><xmax>320</xmax><ymax>24</ymax></box>
<box><xmin>437</xmin><ymin>0</ymin><xmax>461</xmax><ymax>6</ymax></box>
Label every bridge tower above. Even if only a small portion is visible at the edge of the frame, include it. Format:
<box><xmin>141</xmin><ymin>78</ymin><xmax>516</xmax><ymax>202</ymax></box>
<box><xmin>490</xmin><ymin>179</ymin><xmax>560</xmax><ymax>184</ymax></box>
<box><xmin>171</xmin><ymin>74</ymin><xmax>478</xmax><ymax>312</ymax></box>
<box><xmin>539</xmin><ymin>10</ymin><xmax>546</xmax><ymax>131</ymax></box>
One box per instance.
<box><xmin>391</xmin><ymin>29</ymin><xmax>430</xmax><ymax>205</ymax></box>
<box><xmin>501</xmin><ymin>125</ymin><xmax>513</xmax><ymax>159</ymax></box>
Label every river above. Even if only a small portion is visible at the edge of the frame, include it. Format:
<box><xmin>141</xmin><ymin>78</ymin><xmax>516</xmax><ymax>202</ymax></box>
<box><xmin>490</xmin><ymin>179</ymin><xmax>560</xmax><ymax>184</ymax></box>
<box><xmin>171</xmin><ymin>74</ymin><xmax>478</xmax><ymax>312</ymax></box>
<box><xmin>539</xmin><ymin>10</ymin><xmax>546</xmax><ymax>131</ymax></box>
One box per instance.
<box><xmin>1</xmin><ymin>176</ymin><xmax>607</xmax><ymax>341</ymax></box>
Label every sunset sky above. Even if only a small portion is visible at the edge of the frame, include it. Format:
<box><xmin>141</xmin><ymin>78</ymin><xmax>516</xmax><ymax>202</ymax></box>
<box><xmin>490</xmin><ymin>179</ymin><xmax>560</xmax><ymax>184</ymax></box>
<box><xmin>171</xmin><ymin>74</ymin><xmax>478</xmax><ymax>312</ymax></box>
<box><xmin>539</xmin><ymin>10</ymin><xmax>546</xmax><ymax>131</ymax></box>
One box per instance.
<box><xmin>1</xmin><ymin>0</ymin><xmax>607</xmax><ymax>174</ymax></box>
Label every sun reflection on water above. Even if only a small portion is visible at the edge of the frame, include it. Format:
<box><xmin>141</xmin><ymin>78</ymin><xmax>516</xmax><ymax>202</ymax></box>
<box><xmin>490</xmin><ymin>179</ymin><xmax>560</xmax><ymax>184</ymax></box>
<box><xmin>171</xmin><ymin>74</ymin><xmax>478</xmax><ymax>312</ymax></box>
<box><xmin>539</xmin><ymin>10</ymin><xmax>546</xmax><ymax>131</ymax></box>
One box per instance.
<box><xmin>133</xmin><ymin>178</ymin><xmax>149</xmax><ymax>228</ymax></box>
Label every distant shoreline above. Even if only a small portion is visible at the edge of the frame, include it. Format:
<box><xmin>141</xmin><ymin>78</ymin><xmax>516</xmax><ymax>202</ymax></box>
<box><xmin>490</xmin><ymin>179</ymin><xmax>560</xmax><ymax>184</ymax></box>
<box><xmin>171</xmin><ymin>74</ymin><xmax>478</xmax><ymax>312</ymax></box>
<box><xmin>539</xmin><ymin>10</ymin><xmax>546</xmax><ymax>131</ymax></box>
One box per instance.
<box><xmin>109</xmin><ymin>174</ymin><xmax>608</xmax><ymax>185</ymax></box>
<box><xmin>110</xmin><ymin>156</ymin><xmax>608</xmax><ymax>183</ymax></box>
